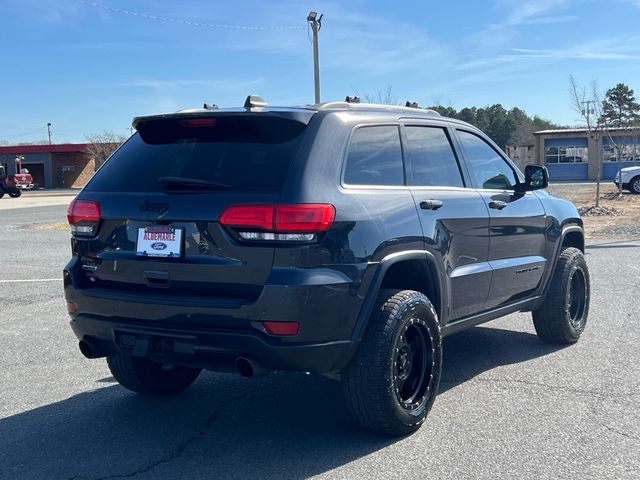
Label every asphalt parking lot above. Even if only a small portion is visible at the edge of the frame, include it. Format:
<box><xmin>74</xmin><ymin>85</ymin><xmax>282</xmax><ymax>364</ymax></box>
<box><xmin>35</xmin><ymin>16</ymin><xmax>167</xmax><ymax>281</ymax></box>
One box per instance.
<box><xmin>1</xmin><ymin>201</ymin><xmax>639</xmax><ymax>480</ymax></box>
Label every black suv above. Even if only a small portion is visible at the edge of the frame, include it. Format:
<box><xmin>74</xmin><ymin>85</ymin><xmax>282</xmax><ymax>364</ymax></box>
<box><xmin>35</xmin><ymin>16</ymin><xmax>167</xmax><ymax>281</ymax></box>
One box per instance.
<box><xmin>64</xmin><ymin>96</ymin><xmax>590</xmax><ymax>435</ymax></box>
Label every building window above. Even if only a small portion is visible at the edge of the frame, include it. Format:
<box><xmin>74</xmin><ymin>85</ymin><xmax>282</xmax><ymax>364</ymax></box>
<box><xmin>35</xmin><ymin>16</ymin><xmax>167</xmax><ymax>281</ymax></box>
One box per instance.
<box><xmin>604</xmin><ymin>143</ymin><xmax>640</xmax><ymax>162</ymax></box>
<box><xmin>545</xmin><ymin>146</ymin><xmax>588</xmax><ymax>164</ymax></box>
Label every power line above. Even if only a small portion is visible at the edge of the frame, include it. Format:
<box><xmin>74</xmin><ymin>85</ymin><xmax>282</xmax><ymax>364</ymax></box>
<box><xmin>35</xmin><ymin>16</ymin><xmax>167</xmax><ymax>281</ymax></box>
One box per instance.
<box><xmin>71</xmin><ymin>0</ymin><xmax>304</xmax><ymax>31</ymax></box>
<box><xmin>1</xmin><ymin>127</ymin><xmax>47</xmax><ymax>139</ymax></box>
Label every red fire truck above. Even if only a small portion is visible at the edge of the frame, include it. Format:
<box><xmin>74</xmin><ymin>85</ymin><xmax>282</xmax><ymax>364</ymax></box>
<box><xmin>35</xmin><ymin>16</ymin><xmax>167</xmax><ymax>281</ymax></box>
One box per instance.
<box><xmin>0</xmin><ymin>156</ymin><xmax>33</xmax><ymax>198</ymax></box>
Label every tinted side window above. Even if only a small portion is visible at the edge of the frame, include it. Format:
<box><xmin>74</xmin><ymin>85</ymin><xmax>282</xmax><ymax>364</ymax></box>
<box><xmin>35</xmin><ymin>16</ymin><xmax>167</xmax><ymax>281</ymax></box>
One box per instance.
<box><xmin>457</xmin><ymin>130</ymin><xmax>517</xmax><ymax>189</ymax></box>
<box><xmin>404</xmin><ymin>126</ymin><xmax>463</xmax><ymax>187</ymax></box>
<box><xmin>344</xmin><ymin>126</ymin><xmax>404</xmax><ymax>186</ymax></box>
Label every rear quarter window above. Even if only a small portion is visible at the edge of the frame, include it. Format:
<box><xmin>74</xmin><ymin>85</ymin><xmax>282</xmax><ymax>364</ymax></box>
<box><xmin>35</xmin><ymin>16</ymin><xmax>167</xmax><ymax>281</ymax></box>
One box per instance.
<box><xmin>343</xmin><ymin>125</ymin><xmax>404</xmax><ymax>186</ymax></box>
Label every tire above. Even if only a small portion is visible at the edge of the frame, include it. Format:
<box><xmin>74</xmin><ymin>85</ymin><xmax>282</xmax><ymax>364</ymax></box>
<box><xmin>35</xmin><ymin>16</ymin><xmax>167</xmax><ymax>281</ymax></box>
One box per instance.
<box><xmin>630</xmin><ymin>176</ymin><xmax>640</xmax><ymax>194</ymax></box>
<box><xmin>533</xmin><ymin>247</ymin><xmax>590</xmax><ymax>344</ymax></box>
<box><xmin>342</xmin><ymin>289</ymin><xmax>442</xmax><ymax>436</ymax></box>
<box><xmin>8</xmin><ymin>189</ymin><xmax>21</xmax><ymax>198</ymax></box>
<box><xmin>107</xmin><ymin>353</ymin><xmax>201</xmax><ymax>395</ymax></box>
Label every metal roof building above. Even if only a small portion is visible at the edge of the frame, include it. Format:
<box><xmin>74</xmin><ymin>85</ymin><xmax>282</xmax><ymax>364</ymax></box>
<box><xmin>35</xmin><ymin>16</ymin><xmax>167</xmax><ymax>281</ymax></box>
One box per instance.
<box><xmin>533</xmin><ymin>127</ymin><xmax>640</xmax><ymax>181</ymax></box>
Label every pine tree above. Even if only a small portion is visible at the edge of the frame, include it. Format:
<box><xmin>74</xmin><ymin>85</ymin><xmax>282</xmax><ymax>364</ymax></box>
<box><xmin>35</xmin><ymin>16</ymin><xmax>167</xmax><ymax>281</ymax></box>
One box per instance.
<box><xmin>601</xmin><ymin>83</ymin><xmax>640</xmax><ymax>127</ymax></box>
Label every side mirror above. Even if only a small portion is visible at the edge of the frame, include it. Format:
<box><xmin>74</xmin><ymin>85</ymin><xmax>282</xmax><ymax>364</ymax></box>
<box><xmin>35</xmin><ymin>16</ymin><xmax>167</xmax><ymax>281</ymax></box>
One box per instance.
<box><xmin>520</xmin><ymin>165</ymin><xmax>549</xmax><ymax>191</ymax></box>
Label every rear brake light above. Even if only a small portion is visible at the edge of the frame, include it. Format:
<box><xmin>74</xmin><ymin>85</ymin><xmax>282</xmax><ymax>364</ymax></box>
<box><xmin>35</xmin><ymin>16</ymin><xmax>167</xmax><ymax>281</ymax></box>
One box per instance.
<box><xmin>183</xmin><ymin>118</ymin><xmax>217</xmax><ymax>126</ymax></box>
<box><xmin>262</xmin><ymin>321</ymin><xmax>299</xmax><ymax>336</ymax></box>
<box><xmin>219</xmin><ymin>204</ymin><xmax>334</xmax><ymax>237</ymax></box>
<box><xmin>67</xmin><ymin>200</ymin><xmax>101</xmax><ymax>236</ymax></box>
<box><xmin>275</xmin><ymin>204</ymin><xmax>335</xmax><ymax>231</ymax></box>
<box><xmin>220</xmin><ymin>205</ymin><xmax>274</xmax><ymax>230</ymax></box>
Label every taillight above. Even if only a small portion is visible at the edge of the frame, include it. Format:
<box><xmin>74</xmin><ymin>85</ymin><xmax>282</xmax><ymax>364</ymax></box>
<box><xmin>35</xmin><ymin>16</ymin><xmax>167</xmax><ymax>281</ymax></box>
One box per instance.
<box><xmin>219</xmin><ymin>204</ymin><xmax>335</xmax><ymax>242</ymax></box>
<box><xmin>67</xmin><ymin>200</ymin><xmax>101</xmax><ymax>236</ymax></box>
<box><xmin>275</xmin><ymin>204</ymin><xmax>335</xmax><ymax>231</ymax></box>
<box><xmin>219</xmin><ymin>205</ymin><xmax>274</xmax><ymax>230</ymax></box>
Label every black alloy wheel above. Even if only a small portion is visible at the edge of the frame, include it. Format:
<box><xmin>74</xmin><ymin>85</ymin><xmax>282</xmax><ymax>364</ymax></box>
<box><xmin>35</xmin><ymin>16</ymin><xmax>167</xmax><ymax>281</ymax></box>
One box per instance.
<box><xmin>393</xmin><ymin>318</ymin><xmax>434</xmax><ymax>412</ymax></box>
<box><xmin>567</xmin><ymin>268</ymin><xmax>587</xmax><ymax>331</ymax></box>
<box><xmin>342</xmin><ymin>289</ymin><xmax>442</xmax><ymax>436</ymax></box>
<box><xmin>533</xmin><ymin>247</ymin><xmax>590</xmax><ymax>344</ymax></box>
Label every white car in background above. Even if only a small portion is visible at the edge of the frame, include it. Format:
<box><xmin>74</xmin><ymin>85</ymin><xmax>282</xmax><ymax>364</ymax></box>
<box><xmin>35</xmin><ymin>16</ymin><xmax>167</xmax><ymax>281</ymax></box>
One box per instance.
<box><xmin>614</xmin><ymin>166</ymin><xmax>640</xmax><ymax>193</ymax></box>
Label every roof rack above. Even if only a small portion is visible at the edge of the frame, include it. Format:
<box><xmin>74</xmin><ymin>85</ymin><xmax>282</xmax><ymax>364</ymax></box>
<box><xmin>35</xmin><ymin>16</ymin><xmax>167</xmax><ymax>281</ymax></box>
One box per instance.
<box><xmin>312</xmin><ymin>101</ymin><xmax>442</xmax><ymax>116</ymax></box>
<box><xmin>244</xmin><ymin>95</ymin><xmax>267</xmax><ymax>109</ymax></box>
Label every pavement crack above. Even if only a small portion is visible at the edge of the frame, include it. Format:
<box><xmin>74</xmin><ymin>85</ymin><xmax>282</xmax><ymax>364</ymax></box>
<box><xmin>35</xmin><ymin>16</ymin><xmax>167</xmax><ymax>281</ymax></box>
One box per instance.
<box><xmin>66</xmin><ymin>378</ymin><xmax>285</xmax><ymax>480</ymax></box>
<box><xmin>599</xmin><ymin>423</ymin><xmax>640</xmax><ymax>442</ymax></box>
<box><xmin>442</xmin><ymin>376</ymin><xmax>639</xmax><ymax>399</ymax></box>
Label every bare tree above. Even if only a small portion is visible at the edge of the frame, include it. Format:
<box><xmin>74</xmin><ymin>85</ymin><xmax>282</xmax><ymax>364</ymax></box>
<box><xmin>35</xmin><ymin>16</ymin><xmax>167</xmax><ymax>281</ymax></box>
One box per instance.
<box><xmin>363</xmin><ymin>85</ymin><xmax>399</xmax><ymax>105</ymax></box>
<box><xmin>569</xmin><ymin>75</ymin><xmax>605</xmax><ymax>207</ymax></box>
<box><xmin>85</xmin><ymin>130</ymin><xmax>127</xmax><ymax>170</ymax></box>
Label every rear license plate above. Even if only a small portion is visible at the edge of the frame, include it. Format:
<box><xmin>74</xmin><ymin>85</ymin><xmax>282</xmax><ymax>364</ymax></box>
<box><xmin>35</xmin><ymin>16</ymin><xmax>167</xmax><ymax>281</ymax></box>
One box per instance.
<box><xmin>136</xmin><ymin>226</ymin><xmax>183</xmax><ymax>257</ymax></box>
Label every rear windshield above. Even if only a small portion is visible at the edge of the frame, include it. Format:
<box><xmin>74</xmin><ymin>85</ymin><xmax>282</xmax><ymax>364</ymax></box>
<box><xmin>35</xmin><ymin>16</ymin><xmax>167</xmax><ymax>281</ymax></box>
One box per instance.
<box><xmin>85</xmin><ymin>115</ymin><xmax>307</xmax><ymax>193</ymax></box>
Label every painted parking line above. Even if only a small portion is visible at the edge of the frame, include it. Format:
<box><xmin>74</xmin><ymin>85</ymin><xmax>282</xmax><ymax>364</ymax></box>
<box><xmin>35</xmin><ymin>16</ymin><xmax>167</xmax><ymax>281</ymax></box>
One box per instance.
<box><xmin>0</xmin><ymin>278</ymin><xmax>60</xmax><ymax>283</ymax></box>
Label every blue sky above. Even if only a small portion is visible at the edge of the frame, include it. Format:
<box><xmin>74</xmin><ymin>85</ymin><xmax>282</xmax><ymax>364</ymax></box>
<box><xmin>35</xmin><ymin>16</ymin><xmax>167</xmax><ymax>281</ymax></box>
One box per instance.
<box><xmin>1</xmin><ymin>0</ymin><xmax>640</xmax><ymax>143</ymax></box>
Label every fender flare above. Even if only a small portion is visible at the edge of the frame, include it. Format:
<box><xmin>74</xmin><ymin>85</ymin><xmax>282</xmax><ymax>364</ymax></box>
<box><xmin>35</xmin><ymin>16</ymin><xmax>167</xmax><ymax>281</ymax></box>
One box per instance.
<box><xmin>349</xmin><ymin>250</ymin><xmax>447</xmax><ymax>343</ymax></box>
<box><xmin>538</xmin><ymin>224</ymin><xmax>584</xmax><ymax>302</ymax></box>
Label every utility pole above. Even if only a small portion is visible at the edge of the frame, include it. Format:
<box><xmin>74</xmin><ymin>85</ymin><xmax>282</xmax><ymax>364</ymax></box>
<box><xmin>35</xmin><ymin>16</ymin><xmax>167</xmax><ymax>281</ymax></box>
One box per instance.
<box><xmin>47</xmin><ymin>122</ymin><xmax>52</xmax><ymax>145</ymax></box>
<box><xmin>580</xmin><ymin>100</ymin><xmax>596</xmax><ymax>119</ymax></box>
<box><xmin>307</xmin><ymin>11</ymin><xmax>323</xmax><ymax>105</ymax></box>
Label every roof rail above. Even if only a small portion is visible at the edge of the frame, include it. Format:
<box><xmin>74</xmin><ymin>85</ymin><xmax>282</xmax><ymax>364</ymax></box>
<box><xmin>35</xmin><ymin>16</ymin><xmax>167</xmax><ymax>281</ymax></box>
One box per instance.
<box><xmin>312</xmin><ymin>101</ymin><xmax>443</xmax><ymax>116</ymax></box>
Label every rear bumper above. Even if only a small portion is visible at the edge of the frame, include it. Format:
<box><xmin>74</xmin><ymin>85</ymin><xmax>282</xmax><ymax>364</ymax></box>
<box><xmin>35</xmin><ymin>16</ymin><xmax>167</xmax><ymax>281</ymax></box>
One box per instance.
<box><xmin>64</xmin><ymin>258</ymin><xmax>364</xmax><ymax>373</ymax></box>
<box><xmin>70</xmin><ymin>314</ymin><xmax>356</xmax><ymax>373</ymax></box>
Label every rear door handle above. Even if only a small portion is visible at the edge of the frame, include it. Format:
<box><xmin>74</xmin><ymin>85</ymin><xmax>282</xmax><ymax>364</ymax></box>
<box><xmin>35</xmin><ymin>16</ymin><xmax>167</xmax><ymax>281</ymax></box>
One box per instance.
<box><xmin>420</xmin><ymin>199</ymin><xmax>444</xmax><ymax>211</ymax></box>
<box><xmin>488</xmin><ymin>200</ymin><xmax>507</xmax><ymax>210</ymax></box>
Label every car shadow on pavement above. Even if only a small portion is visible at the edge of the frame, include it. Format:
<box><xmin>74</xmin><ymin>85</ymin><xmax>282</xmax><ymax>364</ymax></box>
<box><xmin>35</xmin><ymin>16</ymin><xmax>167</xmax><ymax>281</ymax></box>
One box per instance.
<box><xmin>440</xmin><ymin>325</ymin><xmax>565</xmax><ymax>394</ymax></box>
<box><xmin>0</xmin><ymin>326</ymin><xmax>562</xmax><ymax>480</ymax></box>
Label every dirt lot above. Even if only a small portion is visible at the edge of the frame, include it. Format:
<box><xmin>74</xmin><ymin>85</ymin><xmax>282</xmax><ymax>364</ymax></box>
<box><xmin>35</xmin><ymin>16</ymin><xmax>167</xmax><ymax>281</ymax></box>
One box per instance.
<box><xmin>547</xmin><ymin>182</ymin><xmax>640</xmax><ymax>240</ymax></box>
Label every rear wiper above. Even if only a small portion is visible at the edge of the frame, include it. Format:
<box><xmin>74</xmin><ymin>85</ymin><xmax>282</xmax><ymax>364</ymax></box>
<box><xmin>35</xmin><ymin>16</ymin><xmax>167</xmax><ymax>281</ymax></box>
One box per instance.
<box><xmin>158</xmin><ymin>176</ymin><xmax>231</xmax><ymax>189</ymax></box>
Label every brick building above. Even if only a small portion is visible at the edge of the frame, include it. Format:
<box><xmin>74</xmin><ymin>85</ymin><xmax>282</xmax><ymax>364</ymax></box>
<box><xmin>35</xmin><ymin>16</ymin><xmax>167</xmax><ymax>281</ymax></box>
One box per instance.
<box><xmin>0</xmin><ymin>144</ymin><xmax>95</xmax><ymax>189</ymax></box>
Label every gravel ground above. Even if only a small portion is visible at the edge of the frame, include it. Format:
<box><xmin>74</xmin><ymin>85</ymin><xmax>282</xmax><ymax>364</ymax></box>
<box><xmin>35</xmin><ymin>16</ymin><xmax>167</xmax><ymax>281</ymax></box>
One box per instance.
<box><xmin>547</xmin><ymin>183</ymin><xmax>640</xmax><ymax>239</ymax></box>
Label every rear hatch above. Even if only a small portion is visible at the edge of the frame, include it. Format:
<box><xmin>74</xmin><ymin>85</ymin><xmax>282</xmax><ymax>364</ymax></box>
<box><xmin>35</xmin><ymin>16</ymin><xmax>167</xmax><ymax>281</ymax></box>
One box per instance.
<box><xmin>73</xmin><ymin>111</ymin><xmax>314</xmax><ymax>306</ymax></box>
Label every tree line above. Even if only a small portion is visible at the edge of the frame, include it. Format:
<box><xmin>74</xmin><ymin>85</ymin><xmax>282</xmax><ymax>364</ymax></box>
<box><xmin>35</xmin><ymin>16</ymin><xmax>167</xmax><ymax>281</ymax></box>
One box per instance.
<box><xmin>428</xmin><ymin>82</ymin><xmax>640</xmax><ymax>150</ymax></box>
<box><xmin>428</xmin><ymin>104</ymin><xmax>557</xmax><ymax>149</ymax></box>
